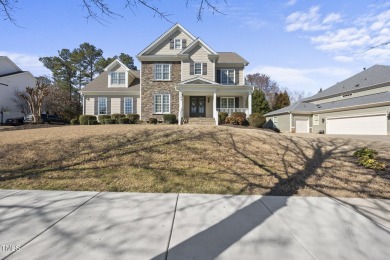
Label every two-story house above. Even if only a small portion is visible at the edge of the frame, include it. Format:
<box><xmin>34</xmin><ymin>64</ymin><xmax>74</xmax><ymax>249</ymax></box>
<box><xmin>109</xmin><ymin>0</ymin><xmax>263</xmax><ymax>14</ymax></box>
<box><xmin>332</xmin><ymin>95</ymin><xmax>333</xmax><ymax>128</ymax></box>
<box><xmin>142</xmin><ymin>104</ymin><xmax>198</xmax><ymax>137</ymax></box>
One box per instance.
<box><xmin>80</xmin><ymin>23</ymin><xmax>253</xmax><ymax>125</ymax></box>
<box><xmin>0</xmin><ymin>56</ymin><xmax>36</xmax><ymax>124</ymax></box>
<box><xmin>137</xmin><ymin>23</ymin><xmax>253</xmax><ymax>125</ymax></box>
<box><xmin>265</xmin><ymin>65</ymin><xmax>390</xmax><ymax>135</ymax></box>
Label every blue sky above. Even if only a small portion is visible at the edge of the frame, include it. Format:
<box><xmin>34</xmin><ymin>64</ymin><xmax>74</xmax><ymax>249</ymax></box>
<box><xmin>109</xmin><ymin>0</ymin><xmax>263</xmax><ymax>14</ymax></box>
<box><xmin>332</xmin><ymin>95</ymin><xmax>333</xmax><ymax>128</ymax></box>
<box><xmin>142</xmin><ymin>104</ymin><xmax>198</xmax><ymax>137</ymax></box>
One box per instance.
<box><xmin>1</xmin><ymin>0</ymin><xmax>390</xmax><ymax>95</ymax></box>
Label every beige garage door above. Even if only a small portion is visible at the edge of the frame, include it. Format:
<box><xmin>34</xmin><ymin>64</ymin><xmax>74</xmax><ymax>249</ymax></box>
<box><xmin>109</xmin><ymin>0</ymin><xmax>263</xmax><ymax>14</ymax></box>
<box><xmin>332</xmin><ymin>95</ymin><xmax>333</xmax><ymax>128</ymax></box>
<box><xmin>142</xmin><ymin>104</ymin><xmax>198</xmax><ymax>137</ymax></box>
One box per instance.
<box><xmin>326</xmin><ymin>114</ymin><xmax>387</xmax><ymax>135</ymax></box>
<box><xmin>296</xmin><ymin>119</ymin><xmax>309</xmax><ymax>133</ymax></box>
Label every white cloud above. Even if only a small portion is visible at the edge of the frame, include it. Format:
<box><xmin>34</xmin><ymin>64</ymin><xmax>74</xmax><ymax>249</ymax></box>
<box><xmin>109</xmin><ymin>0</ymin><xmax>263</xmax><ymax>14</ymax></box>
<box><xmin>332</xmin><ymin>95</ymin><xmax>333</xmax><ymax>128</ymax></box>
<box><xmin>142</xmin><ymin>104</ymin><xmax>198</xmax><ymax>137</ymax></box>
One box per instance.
<box><xmin>0</xmin><ymin>51</ymin><xmax>51</xmax><ymax>77</ymax></box>
<box><xmin>285</xmin><ymin>6</ymin><xmax>341</xmax><ymax>32</ymax></box>
<box><xmin>285</xmin><ymin>0</ymin><xmax>297</xmax><ymax>7</ymax></box>
<box><xmin>247</xmin><ymin>65</ymin><xmax>353</xmax><ymax>93</ymax></box>
<box><xmin>286</xmin><ymin>6</ymin><xmax>390</xmax><ymax>64</ymax></box>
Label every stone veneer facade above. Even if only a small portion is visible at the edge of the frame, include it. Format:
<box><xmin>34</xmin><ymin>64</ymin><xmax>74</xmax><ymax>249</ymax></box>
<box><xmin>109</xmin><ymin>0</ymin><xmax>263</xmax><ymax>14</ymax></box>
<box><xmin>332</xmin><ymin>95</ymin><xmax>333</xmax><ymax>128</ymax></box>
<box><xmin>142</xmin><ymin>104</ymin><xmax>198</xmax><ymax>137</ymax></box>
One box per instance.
<box><xmin>141</xmin><ymin>61</ymin><xmax>181</xmax><ymax>121</ymax></box>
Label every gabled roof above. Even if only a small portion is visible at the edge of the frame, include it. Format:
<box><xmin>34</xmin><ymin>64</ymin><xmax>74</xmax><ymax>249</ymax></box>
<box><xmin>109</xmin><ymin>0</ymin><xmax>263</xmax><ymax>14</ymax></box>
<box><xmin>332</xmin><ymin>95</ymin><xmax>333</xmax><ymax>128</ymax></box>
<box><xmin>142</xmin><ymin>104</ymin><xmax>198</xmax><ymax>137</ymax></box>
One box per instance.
<box><xmin>217</xmin><ymin>52</ymin><xmax>249</xmax><ymax>65</ymax></box>
<box><xmin>179</xmin><ymin>38</ymin><xmax>218</xmax><ymax>55</ymax></box>
<box><xmin>0</xmin><ymin>56</ymin><xmax>22</xmax><ymax>75</ymax></box>
<box><xmin>137</xmin><ymin>23</ymin><xmax>196</xmax><ymax>56</ymax></box>
<box><xmin>265</xmin><ymin>91</ymin><xmax>390</xmax><ymax>116</ymax></box>
<box><xmin>305</xmin><ymin>65</ymin><xmax>390</xmax><ymax>101</ymax></box>
<box><xmin>80</xmin><ymin>71</ymin><xmax>140</xmax><ymax>93</ymax></box>
<box><xmin>104</xmin><ymin>59</ymin><xmax>129</xmax><ymax>72</ymax></box>
<box><xmin>179</xmin><ymin>76</ymin><xmax>220</xmax><ymax>85</ymax></box>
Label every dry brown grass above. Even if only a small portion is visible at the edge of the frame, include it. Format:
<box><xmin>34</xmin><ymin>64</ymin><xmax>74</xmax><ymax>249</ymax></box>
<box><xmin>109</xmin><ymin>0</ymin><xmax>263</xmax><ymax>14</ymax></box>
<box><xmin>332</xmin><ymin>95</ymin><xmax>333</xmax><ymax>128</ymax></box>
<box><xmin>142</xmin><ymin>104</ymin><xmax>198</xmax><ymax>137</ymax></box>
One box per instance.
<box><xmin>0</xmin><ymin>125</ymin><xmax>389</xmax><ymax>198</ymax></box>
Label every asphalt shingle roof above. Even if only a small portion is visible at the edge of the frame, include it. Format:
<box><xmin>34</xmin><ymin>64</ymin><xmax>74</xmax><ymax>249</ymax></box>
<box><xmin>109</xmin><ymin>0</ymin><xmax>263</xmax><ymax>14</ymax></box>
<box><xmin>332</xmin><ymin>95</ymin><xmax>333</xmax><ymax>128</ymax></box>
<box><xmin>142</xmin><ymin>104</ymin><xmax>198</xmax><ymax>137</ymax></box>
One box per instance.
<box><xmin>265</xmin><ymin>91</ymin><xmax>390</xmax><ymax>116</ymax></box>
<box><xmin>305</xmin><ymin>65</ymin><xmax>390</xmax><ymax>101</ymax></box>
<box><xmin>217</xmin><ymin>52</ymin><xmax>249</xmax><ymax>65</ymax></box>
<box><xmin>80</xmin><ymin>71</ymin><xmax>140</xmax><ymax>92</ymax></box>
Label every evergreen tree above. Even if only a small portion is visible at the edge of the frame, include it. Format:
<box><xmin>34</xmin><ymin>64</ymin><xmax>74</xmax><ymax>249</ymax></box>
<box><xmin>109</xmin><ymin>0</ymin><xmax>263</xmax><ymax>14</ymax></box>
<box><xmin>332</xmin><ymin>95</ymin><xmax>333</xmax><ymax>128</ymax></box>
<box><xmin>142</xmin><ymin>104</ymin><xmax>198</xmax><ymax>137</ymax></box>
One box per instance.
<box><xmin>273</xmin><ymin>91</ymin><xmax>291</xmax><ymax>110</ymax></box>
<box><xmin>78</xmin><ymin>42</ymin><xmax>103</xmax><ymax>82</ymax></box>
<box><xmin>96</xmin><ymin>53</ymin><xmax>137</xmax><ymax>74</ymax></box>
<box><xmin>252</xmin><ymin>89</ymin><xmax>270</xmax><ymax>115</ymax></box>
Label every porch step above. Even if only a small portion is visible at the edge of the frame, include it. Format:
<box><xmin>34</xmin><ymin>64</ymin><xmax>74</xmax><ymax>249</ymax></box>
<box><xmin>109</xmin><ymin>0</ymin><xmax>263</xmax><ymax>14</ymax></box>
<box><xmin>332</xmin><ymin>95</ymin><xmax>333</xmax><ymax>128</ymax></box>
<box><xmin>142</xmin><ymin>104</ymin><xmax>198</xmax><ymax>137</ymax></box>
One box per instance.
<box><xmin>187</xmin><ymin>117</ymin><xmax>216</xmax><ymax>125</ymax></box>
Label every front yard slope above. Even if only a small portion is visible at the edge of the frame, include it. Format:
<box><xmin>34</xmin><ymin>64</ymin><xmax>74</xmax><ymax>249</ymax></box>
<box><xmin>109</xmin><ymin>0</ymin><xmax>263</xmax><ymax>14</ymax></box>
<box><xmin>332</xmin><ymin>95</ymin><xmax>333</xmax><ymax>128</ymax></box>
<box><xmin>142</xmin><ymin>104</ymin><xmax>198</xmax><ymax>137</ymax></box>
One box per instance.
<box><xmin>0</xmin><ymin>125</ymin><xmax>389</xmax><ymax>198</ymax></box>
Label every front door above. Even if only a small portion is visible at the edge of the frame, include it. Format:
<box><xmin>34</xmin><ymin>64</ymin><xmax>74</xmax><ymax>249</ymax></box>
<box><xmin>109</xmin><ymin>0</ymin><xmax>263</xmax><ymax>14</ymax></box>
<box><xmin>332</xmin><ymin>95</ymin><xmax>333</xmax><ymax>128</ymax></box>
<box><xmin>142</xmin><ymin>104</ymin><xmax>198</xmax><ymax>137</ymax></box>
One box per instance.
<box><xmin>190</xmin><ymin>96</ymin><xmax>206</xmax><ymax>117</ymax></box>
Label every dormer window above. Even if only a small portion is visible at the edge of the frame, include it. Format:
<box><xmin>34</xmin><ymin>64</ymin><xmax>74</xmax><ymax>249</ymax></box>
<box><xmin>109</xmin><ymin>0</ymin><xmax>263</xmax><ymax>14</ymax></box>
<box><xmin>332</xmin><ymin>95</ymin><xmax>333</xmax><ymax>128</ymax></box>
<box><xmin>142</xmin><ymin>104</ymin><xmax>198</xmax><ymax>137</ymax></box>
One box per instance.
<box><xmin>110</xmin><ymin>72</ymin><xmax>126</xmax><ymax>85</ymax></box>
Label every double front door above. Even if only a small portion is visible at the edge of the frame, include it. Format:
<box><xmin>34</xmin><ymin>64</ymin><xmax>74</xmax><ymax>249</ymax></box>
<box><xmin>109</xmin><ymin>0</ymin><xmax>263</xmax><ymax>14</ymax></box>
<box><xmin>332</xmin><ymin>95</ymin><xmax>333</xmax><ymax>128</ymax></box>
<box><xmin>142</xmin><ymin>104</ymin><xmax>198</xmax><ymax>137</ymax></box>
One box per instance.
<box><xmin>190</xmin><ymin>96</ymin><xmax>206</xmax><ymax>117</ymax></box>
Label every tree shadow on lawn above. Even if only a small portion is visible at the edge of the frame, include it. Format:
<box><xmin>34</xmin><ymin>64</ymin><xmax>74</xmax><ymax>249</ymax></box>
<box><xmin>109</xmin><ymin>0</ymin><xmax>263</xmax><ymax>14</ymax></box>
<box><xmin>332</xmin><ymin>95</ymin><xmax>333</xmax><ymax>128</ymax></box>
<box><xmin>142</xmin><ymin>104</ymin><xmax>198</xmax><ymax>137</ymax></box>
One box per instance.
<box><xmin>151</xmin><ymin>131</ymin><xmax>390</xmax><ymax>259</ymax></box>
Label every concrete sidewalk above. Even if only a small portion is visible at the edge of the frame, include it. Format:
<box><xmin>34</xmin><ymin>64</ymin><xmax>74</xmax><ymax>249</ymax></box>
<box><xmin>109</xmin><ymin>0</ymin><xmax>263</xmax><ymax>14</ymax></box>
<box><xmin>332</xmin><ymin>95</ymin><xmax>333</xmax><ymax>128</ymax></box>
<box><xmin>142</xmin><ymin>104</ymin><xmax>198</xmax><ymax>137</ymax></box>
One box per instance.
<box><xmin>0</xmin><ymin>190</ymin><xmax>389</xmax><ymax>259</ymax></box>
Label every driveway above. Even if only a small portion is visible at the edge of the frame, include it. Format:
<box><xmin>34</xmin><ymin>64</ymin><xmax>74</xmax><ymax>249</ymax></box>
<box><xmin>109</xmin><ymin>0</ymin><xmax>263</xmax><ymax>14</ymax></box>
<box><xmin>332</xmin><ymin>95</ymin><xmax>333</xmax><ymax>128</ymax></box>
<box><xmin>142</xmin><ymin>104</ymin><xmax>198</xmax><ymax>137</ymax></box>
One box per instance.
<box><xmin>0</xmin><ymin>190</ymin><xmax>389</xmax><ymax>259</ymax></box>
<box><xmin>284</xmin><ymin>132</ymin><xmax>390</xmax><ymax>144</ymax></box>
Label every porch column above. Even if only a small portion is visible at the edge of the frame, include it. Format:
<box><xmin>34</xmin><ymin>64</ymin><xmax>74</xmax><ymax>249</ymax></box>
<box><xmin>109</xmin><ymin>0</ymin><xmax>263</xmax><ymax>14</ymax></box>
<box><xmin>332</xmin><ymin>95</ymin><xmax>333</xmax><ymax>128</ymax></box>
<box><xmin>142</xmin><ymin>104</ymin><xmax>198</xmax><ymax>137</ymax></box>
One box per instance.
<box><xmin>178</xmin><ymin>91</ymin><xmax>183</xmax><ymax>125</ymax></box>
<box><xmin>248</xmin><ymin>92</ymin><xmax>252</xmax><ymax>116</ymax></box>
<box><xmin>213</xmin><ymin>90</ymin><xmax>217</xmax><ymax>125</ymax></box>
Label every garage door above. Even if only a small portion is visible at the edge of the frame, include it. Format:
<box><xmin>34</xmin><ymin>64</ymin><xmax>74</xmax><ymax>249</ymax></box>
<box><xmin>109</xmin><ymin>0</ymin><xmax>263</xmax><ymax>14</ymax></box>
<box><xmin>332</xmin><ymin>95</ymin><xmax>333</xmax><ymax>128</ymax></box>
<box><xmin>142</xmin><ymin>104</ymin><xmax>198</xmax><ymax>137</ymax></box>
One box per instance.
<box><xmin>326</xmin><ymin>114</ymin><xmax>387</xmax><ymax>135</ymax></box>
<box><xmin>296</xmin><ymin>119</ymin><xmax>309</xmax><ymax>133</ymax></box>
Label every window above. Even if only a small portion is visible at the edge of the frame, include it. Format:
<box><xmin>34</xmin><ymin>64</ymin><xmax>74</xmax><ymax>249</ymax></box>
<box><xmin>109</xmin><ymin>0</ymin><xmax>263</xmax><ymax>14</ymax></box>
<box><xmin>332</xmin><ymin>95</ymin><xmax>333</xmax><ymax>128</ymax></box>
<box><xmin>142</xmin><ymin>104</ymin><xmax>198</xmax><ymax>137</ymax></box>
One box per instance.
<box><xmin>124</xmin><ymin>97</ymin><xmax>133</xmax><ymax>114</ymax></box>
<box><xmin>154</xmin><ymin>94</ymin><xmax>170</xmax><ymax>114</ymax></box>
<box><xmin>220</xmin><ymin>97</ymin><xmax>235</xmax><ymax>108</ymax></box>
<box><xmin>313</xmin><ymin>114</ymin><xmax>319</xmax><ymax>125</ymax></box>
<box><xmin>98</xmin><ymin>97</ymin><xmax>107</xmax><ymax>115</ymax></box>
<box><xmin>110</xmin><ymin>72</ymin><xmax>126</xmax><ymax>85</ymax></box>
<box><xmin>221</xmin><ymin>69</ymin><xmax>235</xmax><ymax>85</ymax></box>
<box><xmin>273</xmin><ymin>116</ymin><xmax>278</xmax><ymax>126</ymax></box>
<box><xmin>155</xmin><ymin>64</ymin><xmax>171</xmax><ymax>80</ymax></box>
<box><xmin>175</xmin><ymin>39</ymin><xmax>182</xmax><ymax>49</ymax></box>
<box><xmin>194</xmin><ymin>63</ymin><xmax>202</xmax><ymax>75</ymax></box>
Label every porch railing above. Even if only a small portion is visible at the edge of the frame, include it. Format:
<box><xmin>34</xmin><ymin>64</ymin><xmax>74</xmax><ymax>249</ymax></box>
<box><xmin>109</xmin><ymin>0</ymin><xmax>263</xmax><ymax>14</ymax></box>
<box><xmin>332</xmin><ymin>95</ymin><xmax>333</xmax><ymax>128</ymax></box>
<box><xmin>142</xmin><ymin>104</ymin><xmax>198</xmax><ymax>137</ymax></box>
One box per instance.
<box><xmin>216</xmin><ymin>108</ymin><xmax>249</xmax><ymax>116</ymax></box>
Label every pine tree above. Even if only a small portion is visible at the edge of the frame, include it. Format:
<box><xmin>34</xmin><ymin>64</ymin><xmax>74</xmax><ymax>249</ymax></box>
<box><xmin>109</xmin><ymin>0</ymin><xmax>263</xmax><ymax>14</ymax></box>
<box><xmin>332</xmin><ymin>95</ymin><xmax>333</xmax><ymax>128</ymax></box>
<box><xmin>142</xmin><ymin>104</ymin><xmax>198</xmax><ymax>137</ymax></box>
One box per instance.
<box><xmin>273</xmin><ymin>91</ymin><xmax>291</xmax><ymax>110</ymax></box>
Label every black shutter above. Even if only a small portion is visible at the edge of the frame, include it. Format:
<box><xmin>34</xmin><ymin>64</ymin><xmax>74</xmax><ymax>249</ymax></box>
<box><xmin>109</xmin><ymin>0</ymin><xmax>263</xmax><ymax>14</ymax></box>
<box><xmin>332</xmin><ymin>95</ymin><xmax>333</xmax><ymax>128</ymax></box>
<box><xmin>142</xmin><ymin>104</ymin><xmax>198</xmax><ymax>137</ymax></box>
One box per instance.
<box><xmin>217</xmin><ymin>97</ymin><xmax>220</xmax><ymax>108</ymax></box>
<box><xmin>235</xmin><ymin>70</ymin><xmax>240</xmax><ymax>85</ymax></box>
<box><xmin>235</xmin><ymin>97</ymin><xmax>239</xmax><ymax>108</ymax></box>
<box><xmin>94</xmin><ymin>98</ymin><xmax>98</xmax><ymax>115</ymax></box>
<box><xmin>216</xmin><ymin>69</ymin><xmax>221</xmax><ymax>83</ymax></box>
<box><xmin>182</xmin><ymin>39</ymin><xmax>187</xmax><ymax>48</ymax></box>
<box><xmin>170</xmin><ymin>39</ymin><xmax>174</xmax><ymax>49</ymax></box>
<box><xmin>107</xmin><ymin>97</ymin><xmax>111</xmax><ymax>115</ymax></box>
<box><xmin>120</xmin><ymin>97</ymin><xmax>124</xmax><ymax>114</ymax></box>
<box><xmin>202</xmin><ymin>63</ymin><xmax>207</xmax><ymax>75</ymax></box>
<box><xmin>190</xmin><ymin>63</ymin><xmax>194</xmax><ymax>75</ymax></box>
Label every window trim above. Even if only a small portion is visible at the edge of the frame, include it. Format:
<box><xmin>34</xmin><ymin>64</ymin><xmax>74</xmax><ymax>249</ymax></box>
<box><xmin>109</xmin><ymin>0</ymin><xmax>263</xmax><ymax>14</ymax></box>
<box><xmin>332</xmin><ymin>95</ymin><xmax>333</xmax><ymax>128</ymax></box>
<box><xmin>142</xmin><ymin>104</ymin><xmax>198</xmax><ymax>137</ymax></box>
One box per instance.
<box><xmin>273</xmin><ymin>116</ymin><xmax>278</xmax><ymax>126</ymax></box>
<box><xmin>124</xmin><ymin>97</ymin><xmax>133</xmax><ymax>114</ymax></box>
<box><xmin>220</xmin><ymin>69</ymin><xmax>235</xmax><ymax>85</ymax></box>
<box><xmin>154</xmin><ymin>94</ymin><xmax>171</xmax><ymax>114</ymax></box>
<box><xmin>313</xmin><ymin>114</ymin><xmax>319</xmax><ymax>125</ymax></box>
<box><xmin>194</xmin><ymin>62</ymin><xmax>202</xmax><ymax>75</ymax></box>
<box><xmin>98</xmin><ymin>97</ymin><xmax>107</xmax><ymax>115</ymax></box>
<box><xmin>154</xmin><ymin>64</ymin><xmax>171</xmax><ymax>81</ymax></box>
<box><xmin>220</xmin><ymin>97</ymin><xmax>235</xmax><ymax>108</ymax></box>
<box><xmin>174</xmin><ymin>38</ymin><xmax>182</xmax><ymax>49</ymax></box>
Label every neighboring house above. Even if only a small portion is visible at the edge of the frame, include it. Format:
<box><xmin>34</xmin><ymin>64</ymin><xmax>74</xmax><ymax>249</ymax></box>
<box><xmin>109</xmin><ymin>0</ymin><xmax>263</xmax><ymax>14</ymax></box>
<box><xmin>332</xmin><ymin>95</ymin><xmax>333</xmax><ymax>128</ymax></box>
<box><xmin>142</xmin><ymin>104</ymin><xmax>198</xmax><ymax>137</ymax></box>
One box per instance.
<box><xmin>80</xmin><ymin>23</ymin><xmax>253</xmax><ymax>125</ymax></box>
<box><xmin>265</xmin><ymin>65</ymin><xmax>390</xmax><ymax>135</ymax></box>
<box><xmin>0</xmin><ymin>56</ymin><xmax>36</xmax><ymax>123</ymax></box>
<box><xmin>79</xmin><ymin>59</ymin><xmax>141</xmax><ymax>117</ymax></box>
<box><xmin>137</xmin><ymin>23</ymin><xmax>253</xmax><ymax>125</ymax></box>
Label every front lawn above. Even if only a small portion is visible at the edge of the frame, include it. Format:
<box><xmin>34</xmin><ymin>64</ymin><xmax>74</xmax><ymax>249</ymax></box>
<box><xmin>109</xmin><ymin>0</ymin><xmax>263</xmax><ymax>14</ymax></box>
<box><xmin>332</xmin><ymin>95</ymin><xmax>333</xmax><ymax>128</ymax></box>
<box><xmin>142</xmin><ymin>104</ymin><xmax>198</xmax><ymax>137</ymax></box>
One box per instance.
<box><xmin>0</xmin><ymin>125</ymin><xmax>389</xmax><ymax>198</ymax></box>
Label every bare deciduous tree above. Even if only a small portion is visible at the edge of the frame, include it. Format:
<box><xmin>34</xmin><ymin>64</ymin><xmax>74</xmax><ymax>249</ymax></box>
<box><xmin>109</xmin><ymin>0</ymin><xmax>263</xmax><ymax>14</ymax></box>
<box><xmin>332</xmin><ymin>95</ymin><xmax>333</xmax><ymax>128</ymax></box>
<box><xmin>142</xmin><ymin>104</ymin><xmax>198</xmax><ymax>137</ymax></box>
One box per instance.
<box><xmin>1</xmin><ymin>0</ymin><xmax>226</xmax><ymax>24</ymax></box>
<box><xmin>15</xmin><ymin>79</ymin><xmax>50</xmax><ymax>123</ymax></box>
<box><xmin>246</xmin><ymin>73</ymin><xmax>280</xmax><ymax>109</ymax></box>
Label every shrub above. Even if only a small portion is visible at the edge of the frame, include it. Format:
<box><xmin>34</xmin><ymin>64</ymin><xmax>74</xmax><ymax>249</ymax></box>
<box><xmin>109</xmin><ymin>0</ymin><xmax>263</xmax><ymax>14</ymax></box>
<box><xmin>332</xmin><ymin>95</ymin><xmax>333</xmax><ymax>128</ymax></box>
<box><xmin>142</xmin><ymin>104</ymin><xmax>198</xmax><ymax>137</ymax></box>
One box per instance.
<box><xmin>225</xmin><ymin>116</ymin><xmax>237</xmax><ymax>125</ymax></box>
<box><xmin>98</xmin><ymin>115</ymin><xmax>111</xmax><ymax>124</ymax></box>
<box><xmin>79</xmin><ymin>115</ymin><xmax>97</xmax><ymax>125</ymax></box>
<box><xmin>104</xmin><ymin>119</ymin><xmax>116</xmax><ymax>124</ymax></box>
<box><xmin>354</xmin><ymin>147</ymin><xmax>386</xmax><ymax>171</ymax></box>
<box><xmin>149</xmin><ymin>118</ymin><xmax>158</xmax><ymax>124</ymax></box>
<box><xmin>163</xmin><ymin>114</ymin><xmax>177</xmax><ymax>124</ymax></box>
<box><xmin>249</xmin><ymin>113</ymin><xmax>266</xmax><ymax>128</ymax></box>
<box><xmin>218</xmin><ymin>112</ymin><xmax>228</xmax><ymax>124</ymax></box>
<box><xmin>118</xmin><ymin>117</ymin><xmax>130</xmax><ymax>124</ymax></box>
<box><xmin>229</xmin><ymin>112</ymin><xmax>248</xmax><ymax>125</ymax></box>
<box><xmin>70</xmin><ymin>119</ymin><xmax>79</xmax><ymax>125</ymax></box>
<box><xmin>127</xmin><ymin>114</ymin><xmax>140</xmax><ymax>124</ymax></box>
<box><xmin>111</xmin><ymin>114</ymin><xmax>126</xmax><ymax>121</ymax></box>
